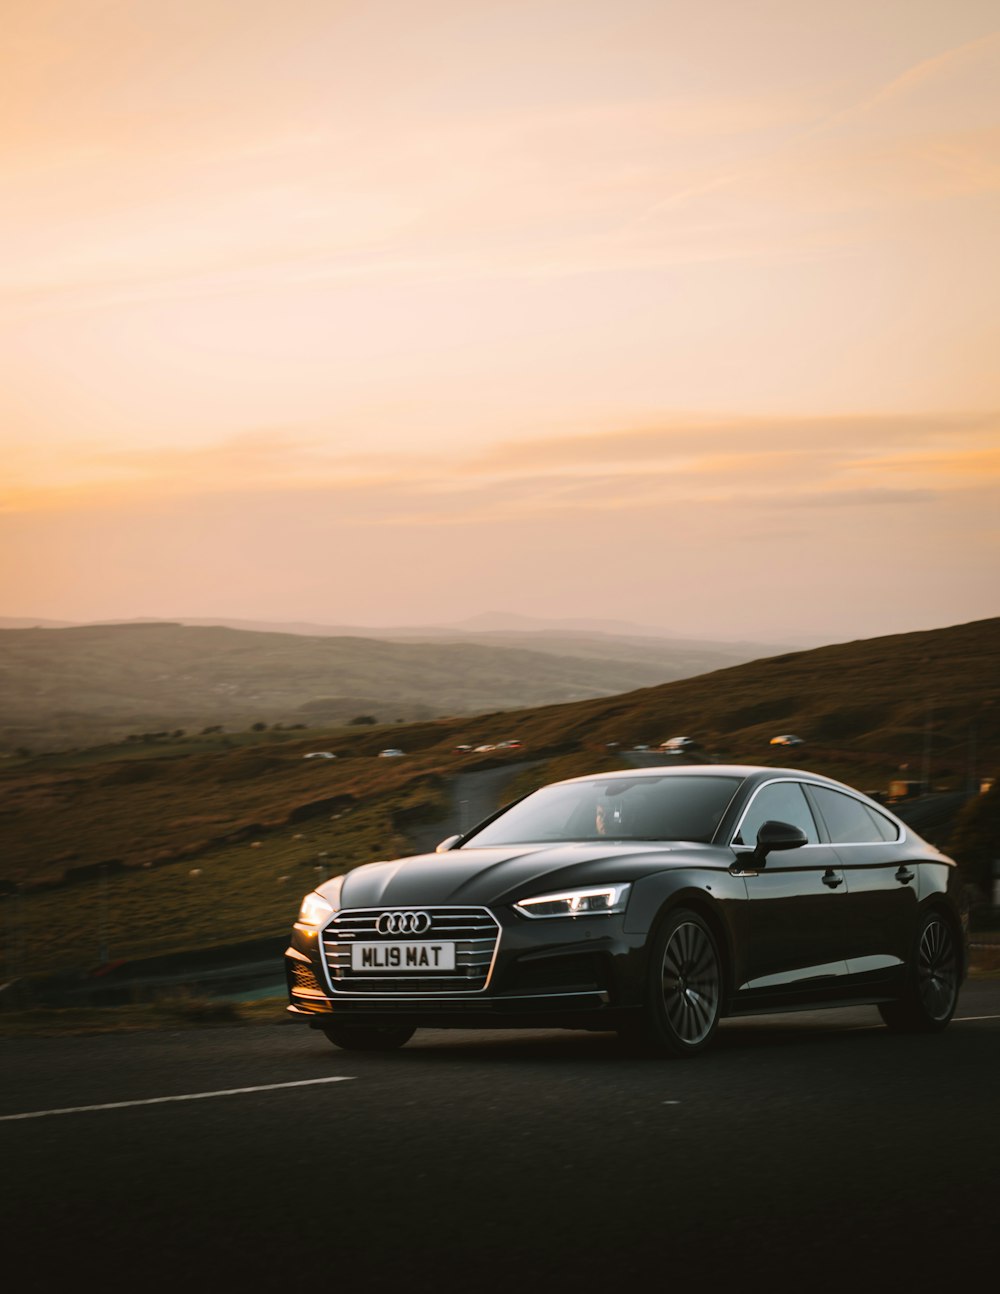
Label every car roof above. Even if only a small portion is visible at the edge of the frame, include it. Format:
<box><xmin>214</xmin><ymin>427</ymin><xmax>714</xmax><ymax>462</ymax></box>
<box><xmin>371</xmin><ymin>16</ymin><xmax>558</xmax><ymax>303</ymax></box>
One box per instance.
<box><xmin>556</xmin><ymin>764</ymin><xmax>860</xmax><ymax>795</ymax></box>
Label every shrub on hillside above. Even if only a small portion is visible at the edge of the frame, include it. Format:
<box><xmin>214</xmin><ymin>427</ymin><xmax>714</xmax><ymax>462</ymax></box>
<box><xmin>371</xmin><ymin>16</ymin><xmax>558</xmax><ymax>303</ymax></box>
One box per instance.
<box><xmin>947</xmin><ymin>782</ymin><xmax>1000</xmax><ymax>896</ymax></box>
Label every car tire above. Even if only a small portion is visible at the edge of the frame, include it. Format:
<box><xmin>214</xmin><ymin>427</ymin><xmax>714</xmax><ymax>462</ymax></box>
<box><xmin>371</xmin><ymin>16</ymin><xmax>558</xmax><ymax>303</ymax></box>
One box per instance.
<box><xmin>878</xmin><ymin>909</ymin><xmax>960</xmax><ymax>1034</ymax></box>
<box><xmin>321</xmin><ymin>1023</ymin><xmax>415</xmax><ymax>1051</ymax></box>
<box><xmin>637</xmin><ymin>908</ymin><xmax>723</xmax><ymax>1057</ymax></box>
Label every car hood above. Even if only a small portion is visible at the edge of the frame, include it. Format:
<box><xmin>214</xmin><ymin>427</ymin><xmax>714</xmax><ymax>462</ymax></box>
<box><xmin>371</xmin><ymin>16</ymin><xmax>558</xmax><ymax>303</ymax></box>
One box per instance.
<box><xmin>332</xmin><ymin>840</ymin><xmax>720</xmax><ymax>910</ymax></box>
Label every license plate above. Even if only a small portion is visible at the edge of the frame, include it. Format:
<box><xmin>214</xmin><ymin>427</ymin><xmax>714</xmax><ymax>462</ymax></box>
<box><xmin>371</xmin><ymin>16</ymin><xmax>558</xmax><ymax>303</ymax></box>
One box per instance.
<box><xmin>351</xmin><ymin>942</ymin><xmax>456</xmax><ymax>972</ymax></box>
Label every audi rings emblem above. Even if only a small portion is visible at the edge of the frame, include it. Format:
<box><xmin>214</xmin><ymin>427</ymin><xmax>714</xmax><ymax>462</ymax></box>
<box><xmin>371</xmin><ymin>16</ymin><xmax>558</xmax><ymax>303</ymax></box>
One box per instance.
<box><xmin>376</xmin><ymin>910</ymin><xmax>433</xmax><ymax>936</ymax></box>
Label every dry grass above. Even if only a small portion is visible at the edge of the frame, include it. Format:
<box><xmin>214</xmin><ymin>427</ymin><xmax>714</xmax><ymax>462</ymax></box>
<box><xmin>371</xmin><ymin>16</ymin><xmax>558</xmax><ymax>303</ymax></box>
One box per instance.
<box><xmin>1</xmin><ymin>791</ymin><xmax>445</xmax><ymax>977</ymax></box>
<box><xmin>968</xmin><ymin>945</ymin><xmax>1000</xmax><ymax>979</ymax></box>
<box><xmin>0</xmin><ymin>993</ymin><xmax>290</xmax><ymax>1037</ymax></box>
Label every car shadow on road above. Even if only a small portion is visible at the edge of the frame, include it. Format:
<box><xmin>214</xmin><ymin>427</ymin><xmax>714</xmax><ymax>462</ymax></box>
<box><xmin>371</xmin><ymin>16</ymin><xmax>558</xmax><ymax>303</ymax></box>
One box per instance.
<box><xmin>296</xmin><ymin>1006</ymin><xmax>927</xmax><ymax>1068</ymax></box>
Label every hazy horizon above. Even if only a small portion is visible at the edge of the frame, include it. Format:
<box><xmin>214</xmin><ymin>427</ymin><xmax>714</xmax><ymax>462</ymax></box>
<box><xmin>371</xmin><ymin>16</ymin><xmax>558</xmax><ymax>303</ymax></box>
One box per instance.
<box><xmin>0</xmin><ymin>606</ymin><xmax>991</xmax><ymax>654</ymax></box>
<box><xmin>2</xmin><ymin>2</ymin><xmax>998</xmax><ymax>643</ymax></box>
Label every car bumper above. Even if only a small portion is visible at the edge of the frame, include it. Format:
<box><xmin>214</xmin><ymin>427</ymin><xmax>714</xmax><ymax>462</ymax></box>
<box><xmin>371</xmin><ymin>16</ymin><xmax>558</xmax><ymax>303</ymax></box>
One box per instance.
<box><xmin>285</xmin><ymin>907</ymin><xmax>646</xmax><ymax>1031</ymax></box>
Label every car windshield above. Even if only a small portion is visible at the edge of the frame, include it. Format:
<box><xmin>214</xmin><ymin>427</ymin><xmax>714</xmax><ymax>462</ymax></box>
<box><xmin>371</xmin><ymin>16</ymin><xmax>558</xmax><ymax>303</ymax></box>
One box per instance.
<box><xmin>464</xmin><ymin>775</ymin><xmax>743</xmax><ymax>846</ymax></box>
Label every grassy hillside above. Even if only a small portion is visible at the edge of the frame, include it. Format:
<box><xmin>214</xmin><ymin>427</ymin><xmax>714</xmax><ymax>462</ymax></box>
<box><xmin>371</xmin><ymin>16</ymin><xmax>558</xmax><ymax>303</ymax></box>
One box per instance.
<box><xmin>529</xmin><ymin>615</ymin><xmax>1000</xmax><ymax>775</ymax></box>
<box><xmin>0</xmin><ymin>620</ymin><xmax>768</xmax><ymax>752</ymax></box>
<box><xmin>1</xmin><ymin>617</ymin><xmax>996</xmax><ymax>981</ymax></box>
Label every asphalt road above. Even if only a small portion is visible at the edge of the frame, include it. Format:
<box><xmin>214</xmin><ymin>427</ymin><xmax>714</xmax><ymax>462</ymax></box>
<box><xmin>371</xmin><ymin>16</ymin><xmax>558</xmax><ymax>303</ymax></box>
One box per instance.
<box><xmin>3</xmin><ymin>982</ymin><xmax>999</xmax><ymax>1293</ymax></box>
<box><xmin>405</xmin><ymin>760</ymin><xmax>547</xmax><ymax>853</ymax></box>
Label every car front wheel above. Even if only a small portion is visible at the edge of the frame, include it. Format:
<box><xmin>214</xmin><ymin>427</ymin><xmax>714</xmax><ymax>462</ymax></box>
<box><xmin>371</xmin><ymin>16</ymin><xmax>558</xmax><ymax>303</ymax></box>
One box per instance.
<box><xmin>638</xmin><ymin>908</ymin><xmax>722</xmax><ymax>1057</ymax></box>
<box><xmin>321</xmin><ymin>1023</ymin><xmax>415</xmax><ymax>1051</ymax></box>
<box><xmin>878</xmin><ymin>910</ymin><xmax>959</xmax><ymax>1033</ymax></box>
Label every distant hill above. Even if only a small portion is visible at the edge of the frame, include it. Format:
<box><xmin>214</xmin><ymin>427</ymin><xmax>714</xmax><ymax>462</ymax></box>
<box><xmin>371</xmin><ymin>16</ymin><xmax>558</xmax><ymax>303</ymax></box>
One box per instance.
<box><xmin>155</xmin><ymin>613</ymin><xmax>792</xmax><ymax>664</ymax></box>
<box><xmin>1</xmin><ymin>616</ymin><xmax>995</xmax><ymax>895</ymax></box>
<box><xmin>0</xmin><ymin>610</ymin><xmax>787</xmax><ymax>647</ymax></box>
<box><xmin>448</xmin><ymin>611</ymin><xmax>693</xmax><ymax>637</ymax></box>
<box><xmin>0</xmin><ymin>620</ymin><xmax>780</xmax><ymax>752</ymax></box>
<box><xmin>0</xmin><ymin>617</ymin><xmax>76</xmax><ymax>630</ymax></box>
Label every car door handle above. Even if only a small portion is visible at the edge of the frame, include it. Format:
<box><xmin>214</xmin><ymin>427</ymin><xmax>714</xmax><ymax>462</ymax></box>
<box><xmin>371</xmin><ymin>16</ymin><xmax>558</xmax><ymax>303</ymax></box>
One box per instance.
<box><xmin>895</xmin><ymin>867</ymin><xmax>915</xmax><ymax>884</ymax></box>
<box><xmin>822</xmin><ymin>870</ymin><xmax>844</xmax><ymax>888</ymax></box>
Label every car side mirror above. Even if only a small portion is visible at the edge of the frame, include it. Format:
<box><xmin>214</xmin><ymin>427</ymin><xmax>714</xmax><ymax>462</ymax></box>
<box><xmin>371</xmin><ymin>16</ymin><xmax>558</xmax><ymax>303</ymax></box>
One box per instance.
<box><xmin>435</xmin><ymin>834</ymin><xmax>461</xmax><ymax>853</ymax></box>
<box><xmin>752</xmin><ymin>819</ymin><xmax>809</xmax><ymax>868</ymax></box>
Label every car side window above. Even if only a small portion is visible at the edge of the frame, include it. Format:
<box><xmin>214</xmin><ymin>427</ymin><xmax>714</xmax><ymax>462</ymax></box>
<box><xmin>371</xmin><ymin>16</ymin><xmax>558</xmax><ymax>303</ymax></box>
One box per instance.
<box><xmin>733</xmin><ymin>781</ymin><xmax>819</xmax><ymax>847</ymax></box>
<box><xmin>866</xmin><ymin>806</ymin><xmax>900</xmax><ymax>842</ymax></box>
<box><xmin>808</xmin><ymin>787</ymin><xmax>896</xmax><ymax>844</ymax></box>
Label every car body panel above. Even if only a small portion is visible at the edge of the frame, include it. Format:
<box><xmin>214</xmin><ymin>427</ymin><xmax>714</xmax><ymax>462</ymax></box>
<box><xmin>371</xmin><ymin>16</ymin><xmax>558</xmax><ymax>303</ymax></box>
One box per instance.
<box><xmin>832</xmin><ymin>843</ymin><xmax>918</xmax><ymax>978</ymax></box>
<box><xmin>343</xmin><ymin>842</ymin><xmax>706</xmax><ymax>910</ymax></box>
<box><xmin>736</xmin><ymin>845</ymin><xmax>850</xmax><ymax>994</ymax></box>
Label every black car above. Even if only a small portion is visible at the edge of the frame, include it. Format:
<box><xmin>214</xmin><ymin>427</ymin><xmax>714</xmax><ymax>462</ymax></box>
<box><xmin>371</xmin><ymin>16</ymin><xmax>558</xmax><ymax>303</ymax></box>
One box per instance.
<box><xmin>285</xmin><ymin>765</ymin><xmax>966</xmax><ymax>1056</ymax></box>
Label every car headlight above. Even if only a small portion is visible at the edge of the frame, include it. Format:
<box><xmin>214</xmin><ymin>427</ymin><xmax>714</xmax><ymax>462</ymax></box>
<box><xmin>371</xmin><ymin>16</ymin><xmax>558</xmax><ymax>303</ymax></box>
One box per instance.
<box><xmin>513</xmin><ymin>883</ymin><xmax>630</xmax><ymax>919</ymax></box>
<box><xmin>295</xmin><ymin>875</ymin><xmax>344</xmax><ymax>929</ymax></box>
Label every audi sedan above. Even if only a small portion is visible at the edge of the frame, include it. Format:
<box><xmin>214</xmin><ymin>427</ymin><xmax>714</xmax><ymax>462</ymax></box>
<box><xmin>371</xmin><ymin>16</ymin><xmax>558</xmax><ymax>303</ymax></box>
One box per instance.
<box><xmin>285</xmin><ymin>765</ymin><xmax>966</xmax><ymax>1056</ymax></box>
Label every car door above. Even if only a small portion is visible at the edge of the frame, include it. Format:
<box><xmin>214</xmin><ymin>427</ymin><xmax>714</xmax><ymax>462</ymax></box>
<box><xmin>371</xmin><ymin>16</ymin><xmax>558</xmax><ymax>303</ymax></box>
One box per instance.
<box><xmin>731</xmin><ymin>779</ymin><xmax>851</xmax><ymax>1003</ymax></box>
<box><xmin>804</xmin><ymin>784</ymin><xmax>916</xmax><ymax>984</ymax></box>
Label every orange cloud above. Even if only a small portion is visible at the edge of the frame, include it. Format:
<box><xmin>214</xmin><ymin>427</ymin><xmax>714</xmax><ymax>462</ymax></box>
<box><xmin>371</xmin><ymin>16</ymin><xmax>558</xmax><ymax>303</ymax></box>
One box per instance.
<box><xmin>5</xmin><ymin>411</ymin><xmax>996</xmax><ymax>538</ymax></box>
<box><xmin>843</xmin><ymin>445</ymin><xmax>1000</xmax><ymax>485</ymax></box>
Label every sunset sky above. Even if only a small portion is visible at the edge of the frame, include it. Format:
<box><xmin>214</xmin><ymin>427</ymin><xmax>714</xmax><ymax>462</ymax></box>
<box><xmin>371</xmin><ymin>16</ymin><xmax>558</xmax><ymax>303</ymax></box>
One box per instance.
<box><xmin>2</xmin><ymin>0</ymin><xmax>998</xmax><ymax>644</ymax></box>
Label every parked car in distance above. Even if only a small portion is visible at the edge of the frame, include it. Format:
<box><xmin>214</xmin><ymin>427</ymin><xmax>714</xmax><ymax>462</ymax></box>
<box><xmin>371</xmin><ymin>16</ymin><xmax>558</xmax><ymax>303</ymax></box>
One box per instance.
<box><xmin>770</xmin><ymin>734</ymin><xmax>804</xmax><ymax>747</ymax></box>
<box><xmin>287</xmin><ymin>764</ymin><xmax>966</xmax><ymax>1057</ymax></box>
<box><xmin>453</xmin><ymin>744</ymin><xmax>473</xmax><ymax>753</ymax></box>
<box><xmin>496</xmin><ymin>740</ymin><xmax>522</xmax><ymax>749</ymax></box>
<box><xmin>303</xmin><ymin>751</ymin><xmax>336</xmax><ymax>760</ymax></box>
<box><xmin>474</xmin><ymin>744</ymin><xmax>496</xmax><ymax>752</ymax></box>
<box><xmin>661</xmin><ymin>736</ymin><xmax>696</xmax><ymax>752</ymax></box>
<box><xmin>377</xmin><ymin>748</ymin><xmax>405</xmax><ymax>758</ymax></box>
<box><xmin>887</xmin><ymin>779</ymin><xmax>925</xmax><ymax>802</ymax></box>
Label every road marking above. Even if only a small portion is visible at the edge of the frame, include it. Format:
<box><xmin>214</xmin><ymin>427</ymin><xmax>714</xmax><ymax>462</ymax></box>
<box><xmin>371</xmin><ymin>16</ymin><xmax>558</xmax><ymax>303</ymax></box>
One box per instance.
<box><xmin>0</xmin><ymin>1076</ymin><xmax>355</xmax><ymax>1122</ymax></box>
<box><xmin>845</xmin><ymin>1013</ymin><xmax>1000</xmax><ymax>1032</ymax></box>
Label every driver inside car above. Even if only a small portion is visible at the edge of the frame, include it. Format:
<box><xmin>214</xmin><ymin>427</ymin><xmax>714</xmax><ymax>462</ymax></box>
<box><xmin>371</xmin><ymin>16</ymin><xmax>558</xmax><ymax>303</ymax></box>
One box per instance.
<box><xmin>595</xmin><ymin>799</ymin><xmax>624</xmax><ymax>836</ymax></box>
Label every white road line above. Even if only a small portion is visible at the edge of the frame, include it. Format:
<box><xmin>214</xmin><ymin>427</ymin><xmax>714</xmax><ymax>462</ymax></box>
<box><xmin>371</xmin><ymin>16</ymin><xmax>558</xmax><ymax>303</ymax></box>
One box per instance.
<box><xmin>0</xmin><ymin>1076</ymin><xmax>355</xmax><ymax>1122</ymax></box>
<box><xmin>851</xmin><ymin>1013</ymin><xmax>1000</xmax><ymax>1032</ymax></box>
<box><xmin>854</xmin><ymin>1013</ymin><xmax>1000</xmax><ymax>1031</ymax></box>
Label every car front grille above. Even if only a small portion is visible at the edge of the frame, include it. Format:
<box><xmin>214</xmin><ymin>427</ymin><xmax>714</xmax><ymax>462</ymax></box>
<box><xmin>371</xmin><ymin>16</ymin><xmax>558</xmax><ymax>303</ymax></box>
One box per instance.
<box><xmin>320</xmin><ymin>906</ymin><xmax>501</xmax><ymax>995</ymax></box>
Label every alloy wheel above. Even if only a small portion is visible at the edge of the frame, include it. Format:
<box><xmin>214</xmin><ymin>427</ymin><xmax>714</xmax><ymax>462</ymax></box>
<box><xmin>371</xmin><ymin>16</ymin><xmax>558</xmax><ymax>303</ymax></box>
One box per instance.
<box><xmin>917</xmin><ymin>918</ymin><xmax>958</xmax><ymax>1022</ymax></box>
<box><xmin>660</xmin><ymin>920</ymin><xmax>721</xmax><ymax>1045</ymax></box>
